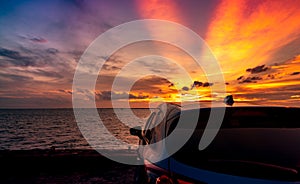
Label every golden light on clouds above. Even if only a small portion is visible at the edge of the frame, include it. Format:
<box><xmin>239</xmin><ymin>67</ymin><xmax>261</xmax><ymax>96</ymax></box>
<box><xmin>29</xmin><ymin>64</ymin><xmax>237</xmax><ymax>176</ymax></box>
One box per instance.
<box><xmin>206</xmin><ymin>0</ymin><xmax>300</xmax><ymax>80</ymax></box>
<box><xmin>244</xmin><ymin>80</ymin><xmax>300</xmax><ymax>90</ymax></box>
<box><xmin>2</xmin><ymin>1</ymin><xmax>300</xmax><ymax>108</ymax></box>
<box><xmin>85</xmin><ymin>1</ymin><xmax>300</xmax><ymax>107</ymax></box>
<box><xmin>115</xmin><ymin>0</ymin><xmax>300</xmax><ymax>106</ymax></box>
<box><xmin>243</xmin><ymin>55</ymin><xmax>300</xmax><ymax>88</ymax></box>
<box><xmin>223</xmin><ymin>53</ymin><xmax>300</xmax><ymax>104</ymax></box>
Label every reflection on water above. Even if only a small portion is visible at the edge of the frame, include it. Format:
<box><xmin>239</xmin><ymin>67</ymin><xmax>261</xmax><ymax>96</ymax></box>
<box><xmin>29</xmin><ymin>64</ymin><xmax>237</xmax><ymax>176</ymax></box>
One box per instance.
<box><xmin>0</xmin><ymin>109</ymin><xmax>150</xmax><ymax>150</ymax></box>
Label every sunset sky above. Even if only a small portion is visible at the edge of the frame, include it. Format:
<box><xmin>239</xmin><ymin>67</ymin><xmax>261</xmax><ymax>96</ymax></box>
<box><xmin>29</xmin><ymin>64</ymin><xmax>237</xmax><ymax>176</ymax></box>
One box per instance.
<box><xmin>1</xmin><ymin>0</ymin><xmax>300</xmax><ymax>108</ymax></box>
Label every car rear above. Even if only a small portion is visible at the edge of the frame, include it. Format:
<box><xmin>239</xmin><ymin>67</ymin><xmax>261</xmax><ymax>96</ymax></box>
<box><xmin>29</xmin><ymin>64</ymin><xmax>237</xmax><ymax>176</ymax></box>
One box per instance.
<box><xmin>167</xmin><ymin>107</ymin><xmax>300</xmax><ymax>183</ymax></box>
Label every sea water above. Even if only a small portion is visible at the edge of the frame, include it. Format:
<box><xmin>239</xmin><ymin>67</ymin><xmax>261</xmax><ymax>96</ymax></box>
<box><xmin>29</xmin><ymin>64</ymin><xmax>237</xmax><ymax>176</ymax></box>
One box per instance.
<box><xmin>0</xmin><ymin>109</ymin><xmax>150</xmax><ymax>150</ymax></box>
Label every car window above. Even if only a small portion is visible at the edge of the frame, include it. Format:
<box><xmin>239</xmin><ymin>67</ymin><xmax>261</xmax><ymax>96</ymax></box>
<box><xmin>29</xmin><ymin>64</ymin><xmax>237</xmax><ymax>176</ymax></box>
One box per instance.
<box><xmin>143</xmin><ymin>109</ymin><xmax>167</xmax><ymax>144</ymax></box>
<box><xmin>149</xmin><ymin>110</ymin><xmax>165</xmax><ymax>144</ymax></box>
<box><xmin>144</xmin><ymin>112</ymin><xmax>156</xmax><ymax>143</ymax></box>
<box><xmin>144</xmin><ymin>112</ymin><xmax>156</xmax><ymax>131</ymax></box>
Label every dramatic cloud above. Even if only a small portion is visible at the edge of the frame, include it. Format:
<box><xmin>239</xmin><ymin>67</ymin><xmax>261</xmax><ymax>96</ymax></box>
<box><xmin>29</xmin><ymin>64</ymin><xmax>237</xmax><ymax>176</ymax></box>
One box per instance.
<box><xmin>239</xmin><ymin>76</ymin><xmax>263</xmax><ymax>84</ymax></box>
<box><xmin>97</xmin><ymin>55</ymin><xmax>125</xmax><ymax>72</ymax></box>
<box><xmin>191</xmin><ymin>81</ymin><xmax>203</xmax><ymax>88</ymax></box>
<box><xmin>246</xmin><ymin>65</ymin><xmax>269</xmax><ymax>74</ymax></box>
<box><xmin>0</xmin><ymin>48</ymin><xmax>36</xmax><ymax>67</ymax></box>
<box><xmin>96</xmin><ymin>91</ymin><xmax>149</xmax><ymax>101</ymax></box>
<box><xmin>190</xmin><ymin>81</ymin><xmax>214</xmax><ymax>90</ymax></box>
<box><xmin>129</xmin><ymin>75</ymin><xmax>178</xmax><ymax>97</ymax></box>
<box><xmin>102</xmin><ymin>63</ymin><xmax>121</xmax><ymax>71</ymax></box>
<box><xmin>207</xmin><ymin>0</ymin><xmax>300</xmax><ymax>80</ymax></box>
<box><xmin>0</xmin><ymin>47</ymin><xmax>64</xmax><ymax>68</ymax></box>
<box><xmin>236</xmin><ymin>55</ymin><xmax>300</xmax><ymax>85</ymax></box>
<box><xmin>100</xmin><ymin>55</ymin><xmax>123</xmax><ymax>64</ymax></box>
<box><xmin>0</xmin><ymin>73</ymin><xmax>33</xmax><ymax>82</ymax></box>
<box><xmin>31</xmin><ymin>69</ymin><xmax>64</xmax><ymax>79</ymax></box>
<box><xmin>46</xmin><ymin>48</ymin><xmax>59</xmax><ymax>54</ymax></box>
<box><xmin>1</xmin><ymin>1</ymin><xmax>300</xmax><ymax>107</ymax></box>
<box><xmin>134</xmin><ymin>57</ymin><xmax>181</xmax><ymax>75</ymax></box>
<box><xmin>202</xmin><ymin>82</ymin><xmax>213</xmax><ymax>87</ymax></box>
<box><xmin>58</xmin><ymin>89</ymin><xmax>72</xmax><ymax>95</ymax></box>
<box><xmin>135</xmin><ymin>0</ymin><xmax>182</xmax><ymax>23</ymax></box>
<box><xmin>18</xmin><ymin>34</ymin><xmax>47</xmax><ymax>43</ymax></box>
<box><xmin>291</xmin><ymin>72</ymin><xmax>300</xmax><ymax>76</ymax></box>
<box><xmin>29</xmin><ymin>37</ymin><xmax>47</xmax><ymax>43</ymax></box>
<box><xmin>232</xmin><ymin>82</ymin><xmax>300</xmax><ymax>106</ymax></box>
<box><xmin>237</xmin><ymin>76</ymin><xmax>244</xmax><ymax>80</ymax></box>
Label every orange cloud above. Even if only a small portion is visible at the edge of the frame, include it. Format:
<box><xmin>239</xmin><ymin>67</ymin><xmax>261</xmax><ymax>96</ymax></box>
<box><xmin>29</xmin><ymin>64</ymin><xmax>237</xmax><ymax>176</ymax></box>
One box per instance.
<box><xmin>130</xmin><ymin>0</ymin><xmax>300</xmax><ymax>106</ymax></box>
<box><xmin>135</xmin><ymin>0</ymin><xmax>182</xmax><ymax>23</ymax></box>
<box><xmin>206</xmin><ymin>0</ymin><xmax>300</xmax><ymax>80</ymax></box>
<box><xmin>224</xmin><ymin>54</ymin><xmax>300</xmax><ymax>106</ymax></box>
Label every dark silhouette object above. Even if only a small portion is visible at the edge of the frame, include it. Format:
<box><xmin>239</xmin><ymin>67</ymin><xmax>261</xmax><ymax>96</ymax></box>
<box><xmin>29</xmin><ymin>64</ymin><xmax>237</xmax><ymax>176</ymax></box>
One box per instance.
<box><xmin>224</xmin><ymin>95</ymin><xmax>234</xmax><ymax>106</ymax></box>
<box><xmin>246</xmin><ymin>65</ymin><xmax>269</xmax><ymax>74</ymax></box>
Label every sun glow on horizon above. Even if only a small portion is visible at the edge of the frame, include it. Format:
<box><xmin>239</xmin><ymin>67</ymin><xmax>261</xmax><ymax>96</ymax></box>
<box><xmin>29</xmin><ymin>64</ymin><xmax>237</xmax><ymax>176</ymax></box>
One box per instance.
<box><xmin>94</xmin><ymin>0</ymin><xmax>300</xmax><ymax>107</ymax></box>
<box><xmin>1</xmin><ymin>1</ymin><xmax>300</xmax><ymax>108</ymax></box>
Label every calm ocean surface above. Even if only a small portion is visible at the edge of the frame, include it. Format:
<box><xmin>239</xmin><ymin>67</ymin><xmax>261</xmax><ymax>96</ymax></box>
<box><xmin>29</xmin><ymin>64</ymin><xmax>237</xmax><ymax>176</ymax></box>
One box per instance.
<box><xmin>0</xmin><ymin>109</ymin><xmax>150</xmax><ymax>150</ymax></box>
